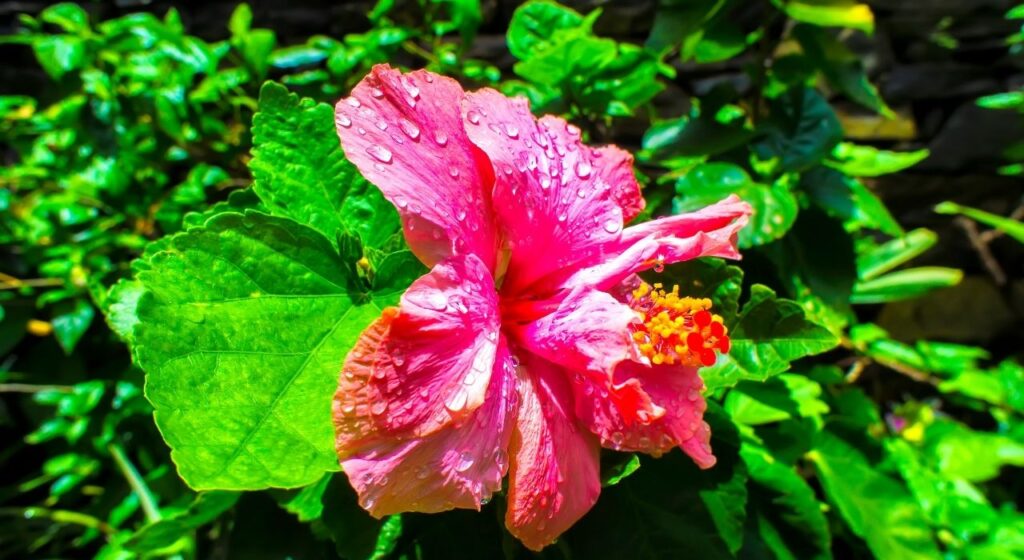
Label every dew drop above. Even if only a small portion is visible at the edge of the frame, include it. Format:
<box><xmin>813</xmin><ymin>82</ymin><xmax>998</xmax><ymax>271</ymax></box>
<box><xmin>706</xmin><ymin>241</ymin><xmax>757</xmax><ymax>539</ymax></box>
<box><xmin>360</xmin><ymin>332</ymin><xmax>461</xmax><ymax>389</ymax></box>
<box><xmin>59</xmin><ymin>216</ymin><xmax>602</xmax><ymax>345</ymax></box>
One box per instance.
<box><xmin>375</xmin><ymin>120</ymin><xmax>388</xmax><ymax>131</ymax></box>
<box><xmin>503</xmin><ymin>123</ymin><xmax>519</xmax><ymax>138</ymax></box>
<box><xmin>337</xmin><ymin>114</ymin><xmax>352</xmax><ymax>128</ymax></box>
<box><xmin>394</xmin><ymin>196</ymin><xmax>409</xmax><ymax>209</ymax></box>
<box><xmin>346</xmin><ymin>97</ymin><xmax>361</xmax><ymax>108</ymax></box>
<box><xmin>448</xmin><ymin>294</ymin><xmax>468</xmax><ymax>314</ymax></box>
<box><xmin>445</xmin><ymin>388</ymin><xmax>469</xmax><ymax>412</ymax></box>
<box><xmin>399</xmin><ymin>118</ymin><xmax>420</xmax><ymax>139</ymax></box>
<box><xmin>366</xmin><ymin>145</ymin><xmax>393</xmax><ymax>163</ymax></box>
<box><xmin>456</xmin><ymin>209</ymin><xmax>467</xmax><ymax>221</ymax></box>
<box><xmin>603</xmin><ymin>219</ymin><xmax>620</xmax><ymax>234</ymax></box>
<box><xmin>341</xmin><ymin>402</ymin><xmax>356</xmax><ymax>414</ymax></box>
<box><xmin>371</xmin><ymin>401</ymin><xmax>387</xmax><ymax>415</ymax></box>
<box><xmin>557</xmin><ymin>213</ymin><xmax>567</xmax><ymax>222</ymax></box>
<box><xmin>611</xmin><ymin>431</ymin><xmax>624</xmax><ymax>446</ymax></box>
<box><xmin>467</xmin><ymin>110</ymin><xmax>481</xmax><ymax>124</ymax></box>
<box><xmin>540</xmin><ymin>174</ymin><xmax>551</xmax><ymax>190</ymax></box>
<box><xmin>371</xmin><ymin>87</ymin><xmax>384</xmax><ymax>98</ymax></box>
<box><xmin>575</xmin><ymin>160</ymin><xmax>592</xmax><ymax>178</ymax></box>
<box><xmin>486</xmin><ymin>330</ymin><xmax>497</xmax><ymax>342</ymax></box>
<box><xmin>455</xmin><ymin>451</ymin><xmax>475</xmax><ymax>472</ymax></box>
<box><xmin>448</xmin><ymin>167</ymin><xmax>460</xmax><ymax>178</ymax></box>
<box><xmin>402</xmin><ymin>78</ymin><xmax>420</xmax><ymax>99</ymax></box>
<box><xmin>508</xmin><ymin>355</ymin><xmax>520</xmax><ymax>368</ymax></box>
<box><xmin>494</xmin><ymin>449</ymin><xmax>509</xmax><ymax>472</ymax></box>
<box><xmin>424</xmin><ymin>73</ymin><xmax>434</xmax><ymax>83</ymax></box>
<box><xmin>567</xmin><ymin>123</ymin><xmax>581</xmax><ymax>137</ymax></box>
<box><xmin>576</xmin><ymin>188</ymin><xmax>586</xmax><ymax>199</ymax></box>
<box><xmin>688</xmin><ymin>388</ymin><xmax>701</xmax><ymax>401</ymax></box>
<box><xmin>434</xmin><ymin>130</ymin><xmax>448</xmax><ymax>145</ymax></box>
<box><xmin>390</xmin><ymin>132</ymin><xmax>405</xmax><ymax>145</ymax></box>
<box><xmin>420</xmin><ymin>387</ymin><xmax>430</xmax><ymax>399</ymax></box>
<box><xmin>373</xmin><ymin>367</ymin><xmax>386</xmax><ymax>379</ymax></box>
<box><xmin>357</xmin><ymin>127</ymin><xmax>367</xmax><ymax>135</ymax></box>
<box><xmin>502</xmin><ymin>165</ymin><xmax>513</xmax><ymax>176</ymax></box>
<box><xmin>426</xmin><ymin>292</ymin><xmax>448</xmax><ymax>310</ymax></box>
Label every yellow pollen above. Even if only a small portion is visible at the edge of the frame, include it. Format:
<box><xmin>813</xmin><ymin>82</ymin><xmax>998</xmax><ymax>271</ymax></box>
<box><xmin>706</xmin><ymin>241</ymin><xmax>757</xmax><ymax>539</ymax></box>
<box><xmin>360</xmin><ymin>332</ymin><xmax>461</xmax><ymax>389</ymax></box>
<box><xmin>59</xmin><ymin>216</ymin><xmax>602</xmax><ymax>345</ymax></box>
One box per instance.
<box><xmin>628</xmin><ymin>281</ymin><xmax>731</xmax><ymax>368</ymax></box>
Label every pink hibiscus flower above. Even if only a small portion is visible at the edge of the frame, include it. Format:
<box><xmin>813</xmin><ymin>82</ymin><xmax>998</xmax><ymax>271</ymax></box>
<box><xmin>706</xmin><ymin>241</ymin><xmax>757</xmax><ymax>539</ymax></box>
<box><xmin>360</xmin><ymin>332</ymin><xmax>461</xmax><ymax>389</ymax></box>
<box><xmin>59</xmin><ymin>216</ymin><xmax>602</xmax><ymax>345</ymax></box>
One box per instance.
<box><xmin>332</xmin><ymin>64</ymin><xmax>751</xmax><ymax>551</ymax></box>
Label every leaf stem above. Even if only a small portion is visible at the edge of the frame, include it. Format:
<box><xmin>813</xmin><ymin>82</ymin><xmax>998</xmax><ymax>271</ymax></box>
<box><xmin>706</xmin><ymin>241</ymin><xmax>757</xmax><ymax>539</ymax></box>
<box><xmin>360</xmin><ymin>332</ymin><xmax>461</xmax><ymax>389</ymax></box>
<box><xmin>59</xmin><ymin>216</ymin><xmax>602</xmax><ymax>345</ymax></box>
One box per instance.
<box><xmin>108</xmin><ymin>442</ymin><xmax>162</xmax><ymax>523</ymax></box>
<box><xmin>0</xmin><ymin>506</ymin><xmax>115</xmax><ymax>535</ymax></box>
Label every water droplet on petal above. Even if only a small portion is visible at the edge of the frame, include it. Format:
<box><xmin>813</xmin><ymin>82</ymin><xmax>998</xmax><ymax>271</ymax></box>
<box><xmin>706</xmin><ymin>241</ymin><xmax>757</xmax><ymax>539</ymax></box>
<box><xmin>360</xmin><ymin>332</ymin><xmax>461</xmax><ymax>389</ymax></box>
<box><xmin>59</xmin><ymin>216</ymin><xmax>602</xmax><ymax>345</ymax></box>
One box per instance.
<box><xmin>448</xmin><ymin>167</ymin><xmax>460</xmax><ymax>178</ymax></box>
<box><xmin>424</xmin><ymin>73</ymin><xmax>434</xmax><ymax>83</ymax></box>
<box><xmin>575</xmin><ymin>160</ymin><xmax>592</xmax><ymax>178</ymax></box>
<box><xmin>494</xmin><ymin>449</ymin><xmax>509</xmax><ymax>472</ymax></box>
<box><xmin>445</xmin><ymin>388</ymin><xmax>469</xmax><ymax>412</ymax></box>
<box><xmin>455</xmin><ymin>451</ymin><xmax>475</xmax><ymax>472</ymax></box>
<box><xmin>611</xmin><ymin>432</ymin><xmax>624</xmax><ymax>447</ymax></box>
<box><xmin>370</xmin><ymin>87</ymin><xmax>384</xmax><ymax>98</ymax></box>
<box><xmin>434</xmin><ymin>130</ymin><xmax>448</xmax><ymax>145</ymax></box>
<box><xmin>426</xmin><ymin>292</ymin><xmax>448</xmax><ymax>310</ymax></box>
<box><xmin>341</xmin><ymin>402</ymin><xmax>356</xmax><ymax>414</ymax></box>
<box><xmin>577</xmin><ymin>188</ymin><xmax>586</xmax><ymax>198</ymax></box>
<box><xmin>346</xmin><ymin>97</ymin><xmax>361</xmax><ymax>108</ymax></box>
<box><xmin>456</xmin><ymin>209</ymin><xmax>467</xmax><ymax>221</ymax></box>
<box><xmin>503</xmin><ymin>123</ymin><xmax>519</xmax><ymax>138</ymax></box>
<box><xmin>540</xmin><ymin>174</ymin><xmax>551</xmax><ymax>189</ymax></box>
<box><xmin>603</xmin><ymin>219</ymin><xmax>620</xmax><ymax>234</ymax></box>
<box><xmin>367</xmin><ymin>145</ymin><xmax>393</xmax><ymax>163</ymax></box>
<box><xmin>420</xmin><ymin>387</ymin><xmax>430</xmax><ymax>399</ymax></box>
<box><xmin>375</xmin><ymin>120</ymin><xmax>388</xmax><ymax>131</ymax></box>
<box><xmin>371</xmin><ymin>401</ymin><xmax>387</xmax><ymax>415</ymax></box>
<box><xmin>467</xmin><ymin>110</ymin><xmax>481</xmax><ymax>124</ymax></box>
<box><xmin>486</xmin><ymin>330</ymin><xmax>497</xmax><ymax>342</ymax></box>
<box><xmin>399</xmin><ymin>118</ymin><xmax>420</xmax><ymax>139</ymax></box>
<box><xmin>357</xmin><ymin>127</ymin><xmax>367</xmax><ymax>135</ymax></box>
<box><xmin>402</xmin><ymin>78</ymin><xmax>420</xmax><ymax>99</ymax></box>
<box><xmin>337</xmin><ymin>114</ymin><xmax>352</xmax><ymax>128</ymax></box>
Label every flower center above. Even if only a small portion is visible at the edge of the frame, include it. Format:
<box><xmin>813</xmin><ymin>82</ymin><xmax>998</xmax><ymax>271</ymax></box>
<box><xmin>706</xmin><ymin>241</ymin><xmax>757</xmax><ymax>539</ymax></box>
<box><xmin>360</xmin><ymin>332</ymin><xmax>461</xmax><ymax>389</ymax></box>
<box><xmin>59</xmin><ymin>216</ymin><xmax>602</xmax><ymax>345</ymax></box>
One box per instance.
<box><xmin>628</xmin><ymin>282</ymin><xmax>730</xmax><ymax>367</ymax></box>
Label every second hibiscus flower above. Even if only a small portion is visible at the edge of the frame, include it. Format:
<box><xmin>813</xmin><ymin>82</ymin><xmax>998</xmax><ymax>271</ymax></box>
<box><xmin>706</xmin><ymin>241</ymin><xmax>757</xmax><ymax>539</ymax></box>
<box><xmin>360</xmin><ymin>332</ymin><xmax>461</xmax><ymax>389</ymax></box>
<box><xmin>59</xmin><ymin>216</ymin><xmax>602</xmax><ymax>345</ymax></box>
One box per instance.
<box><xmin>332</xmin><ymin>64</ymin><xmax>751</xmax><ymax>551</ymax></box>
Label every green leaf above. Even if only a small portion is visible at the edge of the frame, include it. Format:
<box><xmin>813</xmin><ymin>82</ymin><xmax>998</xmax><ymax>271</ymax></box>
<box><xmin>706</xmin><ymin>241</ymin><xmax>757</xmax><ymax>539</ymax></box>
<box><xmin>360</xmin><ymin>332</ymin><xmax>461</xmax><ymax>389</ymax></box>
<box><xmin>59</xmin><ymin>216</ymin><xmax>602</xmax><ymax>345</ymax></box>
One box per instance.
<box><xmin>674</xmin><ymin>163</ymin><xmax>798</xmax><ymax>248</ymax></box>
<box><xmin>851</xmin><ymin>267</ymin><xmax>962</xmax><ymax>304</ymax></box>
<box><xmin>856</xmin><ymin>228</ymin><xmax>937</xmax><ymax>280</ymax></box>
<box><xmin>276</xmin><ymin>473</ymin><xmax>331</xmax><ymax>522</ymax></box>
<box><xmin>825</xmin><ymin>143</ymin><xmax>929</xmax><ymax>177</ymax></box>
<box><xmin>977</xmin><ymin>91</ymin><xmax>1024</xmax><ymax>110</ymax></box>
<box><xmin>565</xmin><ymin>404</ymin><xmax>747</xmax><ymax>557</ymax></box>
<box><xmin>643</xmin><ymin>110</ymin><xmax>755</xmax><ymax>162</ymax></box>
<box><xmin>645</xmin><ymin>0</ymin><xmax>728</xmax><ymax>55</ymax></box>
<box><xmin>935</xmin><ymin>201</ymin><xmax>1024</xmax><ymax>244</ymax></box>
<box><xmin>802</xmin><ymin>167</ymin><xmax>902</xmax><ymax>235</ymax></box>
<box><xmin>32</xmin><ymin>35</ymin><xmax>86</xmax><ymax>79</ymax></box>
<box><xmin>724</xmin><ymin>374</ymin><xmax>829</xmax><ymax>425</ymax></box>
<box><xmin>660</xmin><ymin>257</ymin><xmax>744</xmax><ymax>325</ymax></box>
<box><xmin>134</xmin><ymin>212</ymin><xmax>413</xmax><ymax>489</ymax></box>
<box><xmin>40</xmin><ymin>3</ymin><xmax>89</xmax><ymax>34</ymax></box>
<box><xmin>251</xmin><ymin>82</ymin><xmax>400</xmax><ymax>250</ymax></box>
<box><xmin>773</xmin><ymin>0</ymin><xmax>874</xmax><ymax>34</ymax></box>
<box><xmin>51</xmin><ymin>298</ymin><xmax>95</xmax><ymax>354</ymax></box>
<box><xmin>322</xmin><ymin>476</ymin><xmax>403</xmax><ymax>559</ymax></box>
<box><xmin>809</xmin><ymin>431</ymin><xmax>941</xmax><ymax>560</ymax></box>
<box><xmin>753</xmin><ymin>88</ymin><xmax>843</xmax><ymax>173</ymax></box>
<box><xmin>793</xmin><ymin>25</ymin><xmax>891</xmax><ymax>115</ymax></box>
<box><xmin>125</xmin><ymin>492</ymin><xmax>240</xmax><ymax>552</ymax></box>
<box><xmin>506</xmin><ymin>0</ymin><xmax>588</xmax><ymax>59</ymax></box>
<box><xmin>104</xmin><ymin>279</ymin><xmax>144</xmax><ymax>341</ymax></box>
<box><xmin>923</xmin><ymin>421</ymin><xmax>1024</xmax><ymax>482</ymax></box>
<box><xmin>701</xmin><ymin>285</ymin><xmax>839</xmax><ymax>391</ymax></box>
<box><xmin>741</xmin><ymin>440</ymin><xmax>831</xmax><ymax>559</ymax></box>
<box><xmin>600</xmin><ymin>452</ymin><xmax>641</xmax><ymax>487</ymax></box>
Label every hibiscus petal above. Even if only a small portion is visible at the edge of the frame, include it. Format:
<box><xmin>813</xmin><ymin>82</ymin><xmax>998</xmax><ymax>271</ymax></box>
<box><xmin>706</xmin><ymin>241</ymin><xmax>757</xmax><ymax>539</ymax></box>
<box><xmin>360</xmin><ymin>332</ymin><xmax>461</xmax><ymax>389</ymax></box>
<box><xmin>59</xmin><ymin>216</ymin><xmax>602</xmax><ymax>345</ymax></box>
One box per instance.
<box><xmin>505</xmin><ymin>354</ymin><xmax>602</xmax><ymax>551</ymax></box>
<box><xmin>562</xmin><ymin>195</ymin><xmax>752</xmax><ymax>291</ymax></box>
<box><xmin>339</xmin><ymin>338</ymin><xmax>520</xmax><ymax>516</ymax></box>
<box><xmin>460</xmin><ymin>88</ymin><xmax>644</xmax><ymax>295</ymax></box>
<box><xmin>573</xmin><ymin>361</ymin><xmax>716</xmax><ymax>469</ymax></box>
<box><xmin>368</xmin><ymin>252</ymin><xmax>501</xmax><ymax>439</ymax></box>
<box><xmin>336</xmin><ymin>64</ymin><xmax>497</xmax><ymax>269</ymax></box>
<box><xmin>516</xmin><ymin>286</ymin><xmax>641</xmax><ymax>377</ymax></box>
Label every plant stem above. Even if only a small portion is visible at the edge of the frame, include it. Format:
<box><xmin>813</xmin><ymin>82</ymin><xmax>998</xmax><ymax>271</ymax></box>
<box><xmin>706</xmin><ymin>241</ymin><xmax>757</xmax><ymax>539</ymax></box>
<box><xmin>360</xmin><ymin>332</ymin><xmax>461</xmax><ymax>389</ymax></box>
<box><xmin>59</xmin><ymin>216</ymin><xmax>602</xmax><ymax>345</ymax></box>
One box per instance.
<box><xmin>0</xmin><ymin>383</ymin><xmax>73</xmax><ymax>393</ymax></box>
<box><xmin>108</xmin><ymin>442</ymin><xmax>162</xmax><ymax>523</ymax></box>
<box><xmin>0</xmin><ymin>507</ymin><xmax>115</xmax><ymax>535</ymax></box>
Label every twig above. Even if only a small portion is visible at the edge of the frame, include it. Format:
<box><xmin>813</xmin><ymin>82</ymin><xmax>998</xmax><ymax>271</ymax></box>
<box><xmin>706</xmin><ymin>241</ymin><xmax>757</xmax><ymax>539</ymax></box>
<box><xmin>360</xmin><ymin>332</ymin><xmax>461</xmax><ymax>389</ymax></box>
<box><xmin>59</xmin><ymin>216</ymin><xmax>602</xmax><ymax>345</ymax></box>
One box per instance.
<box><xmin>108</xmin><ymin>443</ymin><xmax>161</xmax><ymax>523</ymax></box>
<box><xmin>0</xmin><ymin>272</ymin><xmax>65</xmax><ymax>290</ymax></box>
<box><xmin>954</xmin><ymin>216</ymin><xmax>1007</xmax><ymax>285</ymax></box>
<box><xmin>0</xmin><ymin>383</ymin><xmax>72</xmax><ymax>394</ymax></box>
<box><xmin>0</xmin><ymin>507</ymin><xmax>114</xmax><ymax>536</ymax></box>
<box><xmin>978</xmin><ymin>201</ymin><xmax>1024</xmax><ymax>243</ymax></box>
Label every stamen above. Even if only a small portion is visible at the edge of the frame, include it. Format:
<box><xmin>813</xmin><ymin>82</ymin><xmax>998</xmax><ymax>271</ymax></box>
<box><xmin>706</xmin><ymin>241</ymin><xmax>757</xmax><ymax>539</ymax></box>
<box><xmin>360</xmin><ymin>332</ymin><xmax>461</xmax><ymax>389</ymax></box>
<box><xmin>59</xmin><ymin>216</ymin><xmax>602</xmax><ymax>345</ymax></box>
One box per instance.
<box><xmin>628</xmin><ymin>282</ymin><xmax>730</xmax><ymax>367</ymax></box>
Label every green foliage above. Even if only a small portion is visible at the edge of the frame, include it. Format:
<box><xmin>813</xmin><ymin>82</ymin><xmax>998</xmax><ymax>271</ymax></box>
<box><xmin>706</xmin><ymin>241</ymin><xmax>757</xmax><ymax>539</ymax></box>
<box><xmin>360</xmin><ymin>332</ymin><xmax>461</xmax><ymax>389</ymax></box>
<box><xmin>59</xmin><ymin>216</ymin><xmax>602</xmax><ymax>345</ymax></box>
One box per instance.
<box><xmin>2</xmin><ymin>0</ymin><xmax>1022</xmax><ymax>558</ymax></box>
